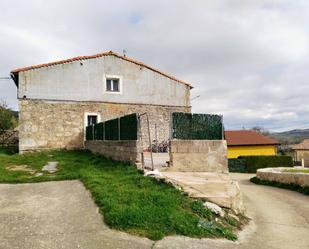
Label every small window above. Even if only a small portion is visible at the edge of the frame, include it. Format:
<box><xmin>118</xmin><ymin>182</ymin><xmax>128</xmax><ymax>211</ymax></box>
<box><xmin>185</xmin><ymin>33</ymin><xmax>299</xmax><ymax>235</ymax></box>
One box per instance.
<box><xmin>87</xmin><ymin>115</ymin><xmax>98</xmax><ymax>126</ymax></box>
<box><xmin>106</xmin><ymin>78</ymin><xmax>120</xmax><ymax>92</ymax></box>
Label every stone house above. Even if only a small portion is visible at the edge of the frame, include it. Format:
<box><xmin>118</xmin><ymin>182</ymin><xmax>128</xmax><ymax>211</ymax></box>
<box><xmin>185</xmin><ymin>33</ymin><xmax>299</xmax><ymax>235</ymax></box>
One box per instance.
<box><xmin>291</xmin><ymin>139</ymin><xmax>309</xmax><ymax>167</ymax></box>
<box><xmin>10</xmin><ymin>51</ymin><xmax>192</xmax><ymax>153</ymax></box>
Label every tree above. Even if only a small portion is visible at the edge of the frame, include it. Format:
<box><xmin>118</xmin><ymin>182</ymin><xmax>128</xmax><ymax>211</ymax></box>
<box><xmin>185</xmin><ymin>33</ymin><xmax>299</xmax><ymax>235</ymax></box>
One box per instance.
<box><xmin>251</xmin><ymin>126</ymin><xmax>270</xmax><ymax>135</ymax></box>
<box><xmin>0</xmin><ymin>101</ymin><xmax>18</xmax><ymax>134</ymax></box>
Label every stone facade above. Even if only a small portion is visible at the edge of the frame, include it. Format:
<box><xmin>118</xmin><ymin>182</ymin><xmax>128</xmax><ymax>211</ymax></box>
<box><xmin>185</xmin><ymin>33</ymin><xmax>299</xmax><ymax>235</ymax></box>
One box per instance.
<box><xmin>19</xmin><ymin>99</ymin><xmax>190</xmax><ymax>152</ymax></box>
<box><xmin>85</xmin><ymin>140</ymin><xmax>142</xmax><ymax>164</ymax></box>
<box><xmin>167</xmin><ymin>140</ymin><xmax>228</xmax><ymax>173</ymax></box>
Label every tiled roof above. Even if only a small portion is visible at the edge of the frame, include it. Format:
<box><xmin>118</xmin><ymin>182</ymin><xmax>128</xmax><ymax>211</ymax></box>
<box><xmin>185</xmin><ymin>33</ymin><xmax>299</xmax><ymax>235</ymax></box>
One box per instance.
<box><xmin>10</xmin><ymin>51</ymin><xmax>193</xmax><ymax>88</ymax></box>
<box><xmin>225</xmin><ymin>130</ymin><xmax>279</xmax><ymax>146</ymax></box>
<box><xmin>291</xmin><ymin>139</ymin><xmax>309</xmax><ymax>150</ymax></box>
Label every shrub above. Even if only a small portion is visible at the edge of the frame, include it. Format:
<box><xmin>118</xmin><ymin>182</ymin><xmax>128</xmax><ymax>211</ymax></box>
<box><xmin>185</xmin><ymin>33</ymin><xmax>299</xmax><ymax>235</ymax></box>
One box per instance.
<box><xmin>228</xmin><ymin>155</ymin><xmax>293</xmax><ymax>173</ymax></box>
<box><xmin>228</xmin><ymin>158</ymin><xmax>246</xmax><ymax>173</ymax></box>
<box><xmin>250</xmin><ymin>177</ymin><xmax>309</xmax><ymax>195</ymax></box>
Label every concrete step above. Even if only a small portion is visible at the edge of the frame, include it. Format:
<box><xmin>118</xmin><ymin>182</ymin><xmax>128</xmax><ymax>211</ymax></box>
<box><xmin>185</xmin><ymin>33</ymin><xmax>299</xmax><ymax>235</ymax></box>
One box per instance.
<box><xmin>161</xmin><ymin>172</ymin><xmax>244</xmax><ymax>213</ymax></box>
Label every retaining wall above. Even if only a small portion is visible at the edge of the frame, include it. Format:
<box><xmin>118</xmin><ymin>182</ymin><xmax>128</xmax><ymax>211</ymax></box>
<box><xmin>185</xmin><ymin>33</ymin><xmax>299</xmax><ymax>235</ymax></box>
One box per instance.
<box><xmin>257</xmin><ymin>167</ymin><xmax>309</xmax><ymax>187</ymax></box>
<box><xmin>85</xmin><ymin>140</ymin><xmax>142</xmax><ymax>164</ymax></box>
<box><xmin>168</xmin><ymin>140</ymin><xmax>228</xmax><ymax>173</ymax></box>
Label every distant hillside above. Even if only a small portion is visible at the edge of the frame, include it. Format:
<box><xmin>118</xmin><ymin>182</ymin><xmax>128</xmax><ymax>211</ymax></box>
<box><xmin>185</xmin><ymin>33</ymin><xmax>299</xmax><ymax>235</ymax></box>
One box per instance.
<box><xmin>270</xmin><ymin>129</ymin><xmax>309</xmax><ymax>145</ymax></box>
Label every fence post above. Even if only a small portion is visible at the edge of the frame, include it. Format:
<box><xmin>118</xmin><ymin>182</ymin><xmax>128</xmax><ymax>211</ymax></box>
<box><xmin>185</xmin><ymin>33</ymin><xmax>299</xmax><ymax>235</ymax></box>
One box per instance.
<box><xmin>221</xmin><ymin>115</ymin><xmax>224</xmax><ymax>140</ymax></box>
<box><xmin>118</xmin><ymin>117</ymin><xmax>121</xmax><ymax>141</ymax></box>
<box><xmin>146</xmin><ymin>114</ymin><xmax>154</xmax><ymax>170</ymax></box>
<box><xmin>92</xmin><ymin>124</ymin><xmax>94</xmax><ymax>140</ymax></box>
<box><xmin>103</xmin><ymin>121</ymin><xmax>105</xmax><ymax>141</ymax></box>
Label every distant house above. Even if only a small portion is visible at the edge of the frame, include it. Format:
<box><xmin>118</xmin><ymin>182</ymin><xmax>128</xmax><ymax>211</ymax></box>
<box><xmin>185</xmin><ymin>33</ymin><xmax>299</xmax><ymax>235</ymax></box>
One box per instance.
<box><xmin>291</xmin><ymin>139</ymin><xmax>309</xmax><ymax>167</ymax></box>
<box><xmin>10</xmin><ymin>51</ymin><xmax>192</xmax><ymax>152</ymax></box>
<box><xmin>225</xmin><ymin>130</ymin><xmax>279</xmax><ymax>159</ymax></box>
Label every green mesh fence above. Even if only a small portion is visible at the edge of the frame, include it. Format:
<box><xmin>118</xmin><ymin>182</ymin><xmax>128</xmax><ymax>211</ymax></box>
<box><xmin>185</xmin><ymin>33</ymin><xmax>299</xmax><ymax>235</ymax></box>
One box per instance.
<box><xmin>86</xmin><ymin>125</ymin><xmax>94</xmax><ymax>140</ymax></box>
<box><xmin>120</xmin><ymin>113</ymin><xmax>138</xmax><ymax>140</ymax></box>
<box><xmin>104</xmin><ymin>118</ymin><xmax>120</xmax><ymax>140</ymax></box>
<box><xmin>86</xmin><ymin>114</ymin><xmax>138</xmax><ymax>141</ymax></box>
<box><xmin>94</xmin><ymin>122</ymin><xmax>104</xmax><ymax>140</ymax></box>
<box><xmin>172</xmin><ymin>112</ymin><xmax>223</xmax><ymax>140</ymax></box>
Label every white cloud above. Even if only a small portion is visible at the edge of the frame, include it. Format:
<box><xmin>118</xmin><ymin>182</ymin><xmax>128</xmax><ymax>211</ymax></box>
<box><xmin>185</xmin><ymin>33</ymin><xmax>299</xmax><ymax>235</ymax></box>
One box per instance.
<box><xmin>0</xmin><ymin>0</ymin><xmax>308</xmax><ymax>131</ymax></box>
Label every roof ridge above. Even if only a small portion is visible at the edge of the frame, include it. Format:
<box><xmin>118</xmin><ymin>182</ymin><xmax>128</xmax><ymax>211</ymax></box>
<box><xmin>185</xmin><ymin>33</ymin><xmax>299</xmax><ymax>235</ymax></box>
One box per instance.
<box><xmin>10</xmin><ymin>51</ymin><xmax>193</xmax><ymax>88</ymax></box>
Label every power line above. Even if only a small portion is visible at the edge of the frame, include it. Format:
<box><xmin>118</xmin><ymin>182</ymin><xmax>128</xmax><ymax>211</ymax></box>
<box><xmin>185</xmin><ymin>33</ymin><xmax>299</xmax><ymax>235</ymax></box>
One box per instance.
<box><xmin>0</xmin><ymin>77</ymin><xmax>12</xmax><ymax>80</ymax></box>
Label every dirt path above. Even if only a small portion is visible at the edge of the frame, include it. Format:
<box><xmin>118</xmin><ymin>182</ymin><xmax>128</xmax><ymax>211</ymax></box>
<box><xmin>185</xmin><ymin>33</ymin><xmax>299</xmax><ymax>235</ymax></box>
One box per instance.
<box><xmin>153</xmin><ymin>173</ymin><xmax>309</xmax><ymax>249</ymax></box>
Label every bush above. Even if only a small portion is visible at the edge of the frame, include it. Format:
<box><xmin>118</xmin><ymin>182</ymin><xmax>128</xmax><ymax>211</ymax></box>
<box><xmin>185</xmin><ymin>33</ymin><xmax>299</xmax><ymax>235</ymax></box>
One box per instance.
<box><xmin>228</xmin><ymin>158</ymin><xmax>246</xmax><ymax>173</ymax></box>
<box><xmin>228</xmin><ymin>155</ymin><xmax>293</xmax><ymax>173</ymax></box>
<box><xmin>250</xmin><ymin>176</ymin><xmax>309</xmax><ymax>195</ymax></box>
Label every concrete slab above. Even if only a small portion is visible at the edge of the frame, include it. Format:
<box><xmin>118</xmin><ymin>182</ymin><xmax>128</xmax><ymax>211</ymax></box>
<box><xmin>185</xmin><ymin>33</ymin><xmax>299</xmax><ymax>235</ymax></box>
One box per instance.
<box><xmin>161</xmin><ymin>172</ymin><xmax>244</xmax><ymax>212</ymax></box>
<box><xmin>0</xmin><ymin>181</ymin><xmax>153</xmax><ymax>249</ymax></box>
<box><xmin>42</xmin><ymin>161</ymin><xmax>58</xmax><ymax>173</ymax></box>
<box><xmin>143</xmin><ymin>152</ymin><xmax>169</xmax><ymax>170</ymax></box>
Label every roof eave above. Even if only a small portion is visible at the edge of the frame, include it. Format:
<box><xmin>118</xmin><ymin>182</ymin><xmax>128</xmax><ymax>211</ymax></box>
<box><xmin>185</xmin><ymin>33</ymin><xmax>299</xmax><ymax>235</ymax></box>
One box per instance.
<box><xmin>10</xmin><ymin>51</ymin><xmax>193</xmax><ymax>89</ymax></box>
<box><xmin>10</xmin><ymin>72</ymin><xmax>18</xmax><ymax>87</ymax></box>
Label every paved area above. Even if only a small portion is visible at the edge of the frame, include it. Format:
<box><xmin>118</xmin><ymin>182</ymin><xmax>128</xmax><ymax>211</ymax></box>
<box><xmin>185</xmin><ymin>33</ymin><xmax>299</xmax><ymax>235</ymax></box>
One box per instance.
<box><xmin>0</xmin><ymin>175</ymin><xmax>308</xmax><ymax>249</ymax></box>
<box><xmin>0</xmin><ymin>181</ymin><xmax>152</xmax><ymax>249</ymax></box>
<box><xmin>153</xmin><ymin>173</ymin><xmax>309</xmax><ymax>249</ymax></box>
<box><xmin>143</xmin><ymin>152</ymin><xmax>169</xmax><ymax>170</ymax></box>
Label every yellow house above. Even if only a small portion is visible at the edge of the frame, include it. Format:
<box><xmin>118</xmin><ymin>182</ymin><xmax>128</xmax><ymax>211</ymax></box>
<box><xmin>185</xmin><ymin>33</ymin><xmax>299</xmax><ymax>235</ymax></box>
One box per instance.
<box><xmin>225</xmin><ymin>130</ymin><xmax>279</xmax><ymax>159</ymax></box>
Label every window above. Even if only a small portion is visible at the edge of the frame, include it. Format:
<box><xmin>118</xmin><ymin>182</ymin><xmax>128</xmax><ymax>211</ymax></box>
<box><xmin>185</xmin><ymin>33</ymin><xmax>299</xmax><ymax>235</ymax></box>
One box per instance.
<box><xmin>87</xmin><ymin>115</ymin><xmax>98</xmax><ymax>126</ymax></box>
<box><xmin>106</xmin><ymin>78</ymin><xmax>120</xmax><ymax>92</ymax></box>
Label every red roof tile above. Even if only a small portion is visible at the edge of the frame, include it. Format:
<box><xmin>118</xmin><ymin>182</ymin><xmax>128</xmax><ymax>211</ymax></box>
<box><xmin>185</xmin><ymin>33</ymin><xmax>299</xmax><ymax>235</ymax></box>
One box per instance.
<box><xmin>225</xmin><ymin>130</ymin><xmax>279</xmax><ymax>146</ymax></box>
<box><xmin>10</xmin><ymin>51</ymin><xmax>193</xmax><ymax>88</ymax></box>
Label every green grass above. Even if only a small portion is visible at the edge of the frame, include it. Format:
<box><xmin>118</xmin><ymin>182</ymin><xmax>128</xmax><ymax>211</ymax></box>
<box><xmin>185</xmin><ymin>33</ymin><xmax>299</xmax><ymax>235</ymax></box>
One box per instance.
<box><xmin>0</xmin><ymin>149</ymin><xmax>245</xmax><ymax>240</ymax></box>
<box><xmin>250</xmin><ymin>176</ymin><xmax>309</xmax><ymax>195</ymax></box>
<box><xmin>284</xmin><ymin>168</ymin><xmax>309</xmax><ymax>173</ymax></box>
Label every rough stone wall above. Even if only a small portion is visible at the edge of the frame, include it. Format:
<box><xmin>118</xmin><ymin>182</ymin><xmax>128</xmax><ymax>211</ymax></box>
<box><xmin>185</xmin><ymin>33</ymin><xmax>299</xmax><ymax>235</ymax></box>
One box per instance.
<box><xmin>19</xmin><ymin>99</ymin><xmax>190</xmax><ymax>152</ymax></box>
<box><xmin>167</xmin><ymin>140</ymin><xmax>228</xmax><ymax>173</ymax></box>
<box><xmin>257</xmin><ymin>167</ymin><xmax>309</xmax><ymax>187</ymax></box>
<box><xmin>85</xmin><ymin>140</ymin><xmax>142</xmax><ymax>164</ymax></box>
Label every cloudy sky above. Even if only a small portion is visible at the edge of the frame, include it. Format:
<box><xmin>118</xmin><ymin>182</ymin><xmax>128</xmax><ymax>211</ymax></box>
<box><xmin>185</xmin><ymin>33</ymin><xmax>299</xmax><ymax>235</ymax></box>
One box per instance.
<box><xmin>0</xmin><ymin>0</ymin><xmax>308</xmax><ymax>131</ymax></box>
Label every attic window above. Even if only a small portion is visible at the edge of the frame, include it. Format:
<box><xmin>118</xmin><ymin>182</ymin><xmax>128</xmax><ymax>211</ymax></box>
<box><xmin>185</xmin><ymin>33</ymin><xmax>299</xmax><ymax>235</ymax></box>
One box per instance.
<box><xmin>106</xmin><ymin>78</ymin><xmax>119</xmax><ymax>92</ymax></box>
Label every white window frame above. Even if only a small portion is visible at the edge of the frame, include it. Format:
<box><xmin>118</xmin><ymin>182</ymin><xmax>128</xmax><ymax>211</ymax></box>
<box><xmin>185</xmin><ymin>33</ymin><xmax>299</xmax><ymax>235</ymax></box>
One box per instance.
<box><xmin>84</xmin><ymin>113</ymin><xmax>101</xmax><ymax>140</ymax></box>
<box><xmin>103</xmin><ymin>74</ymin><xmax>123</xmax><ymax>94</ymax></box>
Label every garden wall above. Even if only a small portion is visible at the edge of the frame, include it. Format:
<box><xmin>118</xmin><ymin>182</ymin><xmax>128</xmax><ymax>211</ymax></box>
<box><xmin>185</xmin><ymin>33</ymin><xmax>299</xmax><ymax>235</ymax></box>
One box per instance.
<box><xmin>85</xmin><ymin>140</ymin><xmax>142</xmax><ymax>164</ymax></box>
<box><xmin>167</xmin><ymin>140</ymin><xmax>228</xmax><ymax>172</ymax></box>
<box><xmin>257</xmin><ymin>167</ymin><xmax>309</xmax><ymax>187</ymax></box>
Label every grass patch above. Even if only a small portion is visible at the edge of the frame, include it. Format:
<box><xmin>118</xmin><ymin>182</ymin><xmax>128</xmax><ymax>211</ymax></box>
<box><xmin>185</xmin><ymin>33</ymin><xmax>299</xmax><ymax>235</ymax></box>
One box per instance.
<box><xmin>0</xmin><ymin>149</ymin><xmax>245</xmax><ymax>240</ymax></box>
<box><xmin>250</xmin><ymin>176</ymin><xmax>309</xmax><ymax>195</ymax></box>
<box><xmin>283</xmin><ymin>168</ymin><xmax>309</xmax><ymax>174</ymax></box>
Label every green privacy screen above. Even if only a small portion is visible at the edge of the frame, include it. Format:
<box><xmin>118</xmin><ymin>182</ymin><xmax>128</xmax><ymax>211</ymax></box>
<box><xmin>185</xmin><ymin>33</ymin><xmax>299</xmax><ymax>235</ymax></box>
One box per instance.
<box><xmin>120</xmin><ymin>113</ymin><xmax>138</xmax><ymax>140</ymax></box>
<box><xmin>105</xmin><ymin>118</ymin><xmax>119</xmax><ymax>140</ymax></box>
<box><xmin>86</xmin><ymin>125</ymin><xmax>94</xmax><ymax>140</ymax></box>
<box><xmin>172</xmin><ymin>112</ymin><xmax>223</xmax><ymax>140</ymax></box>
<box><xmin>94</xmin><ymin>122</ymin><xmax>104</xmax><ymax>140</ymax></box>
<box><xmin>86</xmin><ymin>113</ymin><xmax>138</xmax><ymax>141</ymax></box>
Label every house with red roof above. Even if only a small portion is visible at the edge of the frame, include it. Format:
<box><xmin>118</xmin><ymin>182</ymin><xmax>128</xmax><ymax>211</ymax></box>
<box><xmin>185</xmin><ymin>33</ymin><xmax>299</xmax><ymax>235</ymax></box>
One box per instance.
<box><xmin>225</xmin><ymin>130</ymin><xmax>279</xmax><ymax>159</ymax></box>
<box><xmin>10</xmin><ymin>51</ymin><xmax>192</xmax><ymax>152</ymax></box>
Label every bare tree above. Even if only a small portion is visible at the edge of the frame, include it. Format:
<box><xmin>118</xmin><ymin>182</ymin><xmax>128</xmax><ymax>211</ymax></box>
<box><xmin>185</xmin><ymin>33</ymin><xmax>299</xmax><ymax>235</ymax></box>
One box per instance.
<box><xmin>251</xmin><ymin>126</ymin><xmax>270</xmax><ymax>135</ymax></box>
